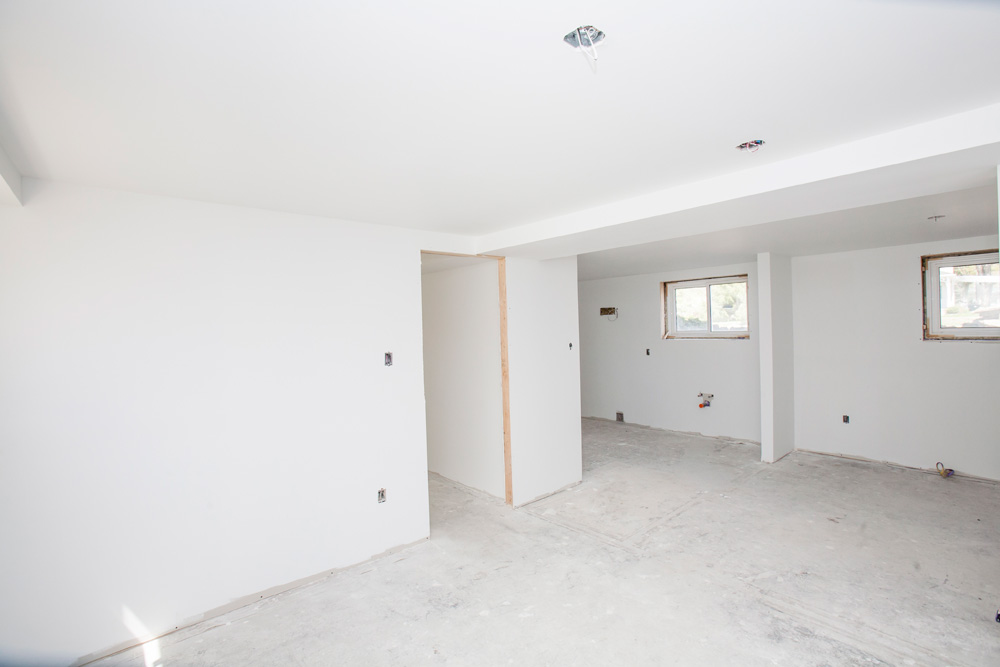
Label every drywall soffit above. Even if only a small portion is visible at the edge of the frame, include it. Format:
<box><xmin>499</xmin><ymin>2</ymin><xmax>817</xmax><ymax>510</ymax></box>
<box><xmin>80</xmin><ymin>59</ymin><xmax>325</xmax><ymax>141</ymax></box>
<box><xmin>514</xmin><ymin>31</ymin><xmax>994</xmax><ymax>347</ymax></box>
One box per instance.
<box><xmin>476</xmin><ymin>104</ymin><xmax>1000</xmax><ymax>260</ymax></box>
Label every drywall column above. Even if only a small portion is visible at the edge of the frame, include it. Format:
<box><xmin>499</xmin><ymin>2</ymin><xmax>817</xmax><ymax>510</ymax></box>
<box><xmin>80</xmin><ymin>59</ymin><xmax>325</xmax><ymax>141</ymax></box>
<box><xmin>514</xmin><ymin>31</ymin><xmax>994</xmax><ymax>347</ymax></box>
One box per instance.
<box><xmin>505</xmin><ymin>256</ymin><xmax>583</xmax><ymax>506</ymax></box>
<box><xmin>421</xmin><ymin>259</ymin><xmax>505</xmax><ymax>499</ymax></box>
<box><xmin>757</xmin><ymin>252</ymin><xmax>794</xmax><ymax>462</ymax></box>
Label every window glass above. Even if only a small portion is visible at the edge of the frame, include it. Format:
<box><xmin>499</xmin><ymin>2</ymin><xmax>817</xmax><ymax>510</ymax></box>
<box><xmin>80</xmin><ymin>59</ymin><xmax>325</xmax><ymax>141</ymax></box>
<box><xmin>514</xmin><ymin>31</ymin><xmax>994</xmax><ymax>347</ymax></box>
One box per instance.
<box><xmin>663</xmin><ymin>275</ymin><xmax>749</xmax><ymax>339</ymax></box>
<box><xmin>710</xmin><ymin>282</ymin><xmax>748</xmax><ymax>332</ymax></box>
<box><xmin>674</xmin><ymin>286</ymin><xmax>707</xmax><ymax>331</ymax></box>
<box><xmin>923</xmin><ymin>251</ymin><xmax>1000</xmax><ymax>340</ymax></box>
<box><xmin>938</xmin><ymin>262</ymin><xmax>1000</xmax><ymax>329</ymax></box>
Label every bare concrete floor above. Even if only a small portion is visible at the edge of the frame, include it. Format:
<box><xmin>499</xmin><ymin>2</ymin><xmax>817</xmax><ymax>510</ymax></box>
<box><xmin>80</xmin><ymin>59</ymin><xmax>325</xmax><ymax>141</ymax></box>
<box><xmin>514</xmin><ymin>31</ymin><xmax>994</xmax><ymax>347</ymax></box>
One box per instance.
<box><xmin>95</xmin><ymin>419</ymin><xmax>1000</xmax><ymax>666</ymax></box>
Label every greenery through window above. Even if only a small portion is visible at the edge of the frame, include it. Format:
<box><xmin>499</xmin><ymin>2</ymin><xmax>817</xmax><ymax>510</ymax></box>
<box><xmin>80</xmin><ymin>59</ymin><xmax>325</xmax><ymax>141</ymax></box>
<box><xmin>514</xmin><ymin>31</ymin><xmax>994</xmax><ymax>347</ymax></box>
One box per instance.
<box><xmin>663</xmin><ymin>276</ymin><xmax>749</xmax><ymax>338</ymax></box>
<box><xmin>923</xmin><ymin>251</ymin><xmax>1000</xmax><ymax>340</ymax></box>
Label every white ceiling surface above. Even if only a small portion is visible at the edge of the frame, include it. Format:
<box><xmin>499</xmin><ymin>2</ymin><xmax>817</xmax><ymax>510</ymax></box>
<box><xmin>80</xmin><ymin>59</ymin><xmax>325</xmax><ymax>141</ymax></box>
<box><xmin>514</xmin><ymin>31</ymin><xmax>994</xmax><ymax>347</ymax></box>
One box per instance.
<box><xmin>0</xmin><ymin>1</ymin><xmax>999</xmax><ymax>274</ymax></box>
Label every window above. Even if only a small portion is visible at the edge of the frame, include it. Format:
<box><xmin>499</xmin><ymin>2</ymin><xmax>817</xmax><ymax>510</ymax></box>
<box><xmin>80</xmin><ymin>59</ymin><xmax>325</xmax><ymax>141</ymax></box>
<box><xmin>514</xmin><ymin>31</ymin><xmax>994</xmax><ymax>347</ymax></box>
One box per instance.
<box><xmin>923</xmin><ymin>250</ymin><xmax>1000</xmax><ymax>340</ymax></box>
<box><xmin>663</xmin><ymin>275</ymin><xmax>749</xmax><ymax>338</ymax></box>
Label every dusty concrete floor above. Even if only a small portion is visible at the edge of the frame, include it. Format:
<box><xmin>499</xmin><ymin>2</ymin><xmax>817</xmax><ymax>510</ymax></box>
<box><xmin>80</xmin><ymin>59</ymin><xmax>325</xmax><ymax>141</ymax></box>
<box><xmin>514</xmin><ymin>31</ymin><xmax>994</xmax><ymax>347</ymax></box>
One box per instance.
<box><xmin>94</xmin><ymin>419</ymin><xmax>1000</xmax><ymax>666</ymax></box>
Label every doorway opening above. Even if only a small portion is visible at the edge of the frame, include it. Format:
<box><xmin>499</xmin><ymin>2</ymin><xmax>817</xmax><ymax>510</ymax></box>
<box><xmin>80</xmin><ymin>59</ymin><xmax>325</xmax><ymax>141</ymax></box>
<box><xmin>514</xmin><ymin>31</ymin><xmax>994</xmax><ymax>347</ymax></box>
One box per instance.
<box><xmin>420</xmin><ymin>252</ymin><xmax>511</xmax><ymax>508</ymax></box>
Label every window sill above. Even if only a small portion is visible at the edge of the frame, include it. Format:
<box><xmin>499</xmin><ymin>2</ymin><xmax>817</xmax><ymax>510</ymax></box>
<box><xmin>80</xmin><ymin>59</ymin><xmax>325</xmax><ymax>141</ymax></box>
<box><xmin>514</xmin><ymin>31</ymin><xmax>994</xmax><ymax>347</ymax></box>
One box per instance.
<box><xmin>663</xmin><ymin>334</ymin><xmax>751</xmax><ymax>340</ymax></box>
<box><xmin>923</xmin><ymin>335</ymin><xmax>1000</xmax><ymax>342</ymax></box>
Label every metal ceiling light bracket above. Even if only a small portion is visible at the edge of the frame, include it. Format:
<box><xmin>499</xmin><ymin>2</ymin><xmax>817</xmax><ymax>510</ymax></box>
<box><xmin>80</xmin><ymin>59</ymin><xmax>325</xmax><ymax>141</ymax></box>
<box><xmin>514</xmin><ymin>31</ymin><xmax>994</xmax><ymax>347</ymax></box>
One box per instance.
<box><xmin>564</xmin><ymin>26</ymin><xmax>605</xmax><ymax>63</ymax></box>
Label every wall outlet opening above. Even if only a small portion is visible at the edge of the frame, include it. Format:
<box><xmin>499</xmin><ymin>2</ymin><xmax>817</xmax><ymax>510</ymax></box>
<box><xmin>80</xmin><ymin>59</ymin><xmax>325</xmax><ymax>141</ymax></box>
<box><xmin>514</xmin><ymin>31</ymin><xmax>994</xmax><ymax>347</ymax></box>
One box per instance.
<box><xmin>377</xmin><ymin>488</ymin><xmax>386</xmax><ymax>503</ymax></box>
<box><xmin>616</xmin><ymin>412</ymin><xmax>624</xmax><ymax>422</ymax></box>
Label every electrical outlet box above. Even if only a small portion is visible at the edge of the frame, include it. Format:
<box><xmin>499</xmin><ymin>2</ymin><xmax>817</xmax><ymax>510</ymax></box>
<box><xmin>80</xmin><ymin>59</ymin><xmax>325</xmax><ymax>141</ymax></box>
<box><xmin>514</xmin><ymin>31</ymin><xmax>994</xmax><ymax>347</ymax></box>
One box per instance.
<box><xmin>843</xmin><ymin>415</ymin><xmax>850</xmax><ymax>424</ymax></box>
<box><xmin>384</xmin><ymin>352</ymin><xmax>392</xmax><ymax>366</ymax></box>
<box><xmin>600</xmin><ymin>307</ymin><xmax>617</xmax><ymax>316</ymax></box>
<box><xmin>377</xmin><ymin>488</ymin><xmax>386</xmax><ymax>503</ymax></box>
<box><xmin>616</xmin><ymin>412</ymin><xmax>624</xmax><ymax>422</ymax></box>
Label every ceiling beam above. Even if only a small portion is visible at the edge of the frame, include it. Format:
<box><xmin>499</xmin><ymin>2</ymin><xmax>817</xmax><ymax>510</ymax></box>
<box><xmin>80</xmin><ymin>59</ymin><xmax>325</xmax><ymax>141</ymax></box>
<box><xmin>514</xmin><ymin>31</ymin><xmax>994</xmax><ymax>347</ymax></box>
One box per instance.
<box><xmin>0</xmin><ymin>139</ymin><xmax>22</xmax><ymax>205</ymax></box>
<box><xmin>478</xmin><ymin>103</ymin><xmax>1000</xmax><ymax>260</ymax></box>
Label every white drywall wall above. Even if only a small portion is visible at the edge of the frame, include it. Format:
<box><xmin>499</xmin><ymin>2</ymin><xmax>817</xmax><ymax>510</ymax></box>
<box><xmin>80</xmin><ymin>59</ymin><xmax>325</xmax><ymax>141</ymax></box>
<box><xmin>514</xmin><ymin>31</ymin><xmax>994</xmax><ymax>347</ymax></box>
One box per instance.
<box><xmin>421</xmin><ymin>258</ymin><xmax>505</xmax><ymax>498</ymax></box>
<box><xmin>757</xmin><ymin>253</ymin><xmax>795</xmax><ymax>462</ymax></box>
<box><xmin>579</xmin><ymin>264</ymin><xmax>761</xmax><ymax>442</ymax></box>
<box><xmin>0</xmin><ymin>180</ymin><xmax>472</xmax><ymax>664</ymax></box>
<box><xmin>505</xmin><ymin>257</ymin><xmax>583</xmax><ymax>506</ymax></box>
<box><xmin>793</xmin><ymin>235</ymin><xmax>1000</xmax><ymax>480</ymax></box>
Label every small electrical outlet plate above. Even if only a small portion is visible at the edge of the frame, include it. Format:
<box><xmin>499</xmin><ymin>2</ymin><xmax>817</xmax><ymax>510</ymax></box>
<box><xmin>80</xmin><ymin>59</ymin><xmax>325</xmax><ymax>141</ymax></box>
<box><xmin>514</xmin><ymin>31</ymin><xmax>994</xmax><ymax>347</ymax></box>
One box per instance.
<box><xmin>377</xmin><ymin>488</ymin><xmax>386</xmax><ymax>503</ymax></box>
<box><xmin>843</xmin><ymin>415</ymin><xmax>850</xmax><ymax>424</ymax></box>
<box><xmin>600</xmin><ymin>307</ymin><xmax>617</xmax><ymax>316</ymax></box>
<box><xmin>646</xmin><ymin>349</ymin><xmax>650</xmax><ymax>355</ymax></box>
<box><xmin>616</xmin><ymin>412</ymin><xmax>624</xmax><ymax>422</ymax></box>
<box><xmin>384</xmin><ymin>352</ymin><xmax>392</xmax><ymax>367</ymax></box>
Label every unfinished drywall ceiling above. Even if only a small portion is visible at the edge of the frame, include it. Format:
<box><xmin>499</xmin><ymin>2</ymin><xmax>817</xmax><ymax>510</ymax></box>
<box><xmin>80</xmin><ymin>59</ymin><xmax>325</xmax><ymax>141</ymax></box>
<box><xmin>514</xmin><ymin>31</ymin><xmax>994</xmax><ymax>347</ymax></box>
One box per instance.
<box><xmin>0</xmin><ymin>1</ymin><xmax>999</xmax><ymax>240</ymax></box>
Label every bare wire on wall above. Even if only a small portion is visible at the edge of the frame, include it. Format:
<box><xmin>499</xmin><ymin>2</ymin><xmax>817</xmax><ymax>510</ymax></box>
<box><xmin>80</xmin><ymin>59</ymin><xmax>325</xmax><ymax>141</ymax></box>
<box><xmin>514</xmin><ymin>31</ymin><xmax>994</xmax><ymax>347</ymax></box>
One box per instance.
<box><xmin>736</xmin><ymin>140</ymin><xmax>765</xmax><ymax>153</ymax></box>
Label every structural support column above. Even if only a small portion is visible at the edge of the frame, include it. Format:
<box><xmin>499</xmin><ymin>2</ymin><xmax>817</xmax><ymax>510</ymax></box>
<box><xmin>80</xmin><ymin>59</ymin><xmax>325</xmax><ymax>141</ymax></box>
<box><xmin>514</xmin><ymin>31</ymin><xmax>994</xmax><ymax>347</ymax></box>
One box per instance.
<box><xmin>757</xmin><ymin>252</ymin><xmax>795</xmax><ymax>463</ymax></box>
